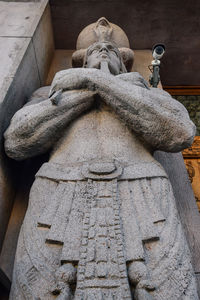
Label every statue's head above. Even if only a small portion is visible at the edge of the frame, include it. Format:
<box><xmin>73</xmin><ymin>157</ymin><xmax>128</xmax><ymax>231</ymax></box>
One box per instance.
<box><xmin>83</xmin><ymin>41</ymin><xmax>127</xmax><ymax>75</ymax></box>
<box><xmin>72</xmin><ymin>17</ymin><xmax>134</xmax><ymax>74</ymax></box>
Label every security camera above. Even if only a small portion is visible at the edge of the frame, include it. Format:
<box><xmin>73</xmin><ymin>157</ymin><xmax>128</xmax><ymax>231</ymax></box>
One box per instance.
<box><xmin>149</xmin><ymin>44</ymin><xmax>166</xmax><ymax>88</ymax></box>
<box><xmin>152</xmin><ymin>44</ymin><xmax>165</xmax><ymax>60</ymax></box>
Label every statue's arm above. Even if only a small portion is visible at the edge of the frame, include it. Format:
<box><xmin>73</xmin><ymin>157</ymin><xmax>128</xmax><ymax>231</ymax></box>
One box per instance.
<box><xmin>4</xmin><ymin>88</ymin><xmax>95</xmax><ymax>160</ymax></box>
<box><xmin>50</xmin><ymin>69</ymin><xmax>195</xmax><ymax>152</ymax></box>
<box><xmin>96</xmin><ymin>76</ymin><xmax>195</xmax><ymax>152</ymax></box>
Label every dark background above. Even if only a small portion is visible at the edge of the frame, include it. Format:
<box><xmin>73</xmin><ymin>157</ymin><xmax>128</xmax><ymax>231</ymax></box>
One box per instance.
<box><xmin>50</xmin><ymin>0</ymin><xmax>200</xmax><ymax>86</ymax></box>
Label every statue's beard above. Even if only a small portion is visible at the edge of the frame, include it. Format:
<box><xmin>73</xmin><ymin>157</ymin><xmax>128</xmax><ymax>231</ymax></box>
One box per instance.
<box><xmin>86</xmin><ymin>57</ymin><xmax>120</xmax><ymax>75</ymax></box>
<box><xmin>90</xmin><ymin>59</ymin><xmax>109</xmax><ymax>70</ymax></box>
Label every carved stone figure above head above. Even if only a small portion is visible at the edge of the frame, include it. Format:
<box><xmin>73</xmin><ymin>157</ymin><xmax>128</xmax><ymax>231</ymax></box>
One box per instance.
<box><xmin>4</xmin><ymin>17</ymin><xmax>198</xmax><ymax>300</ymax></box>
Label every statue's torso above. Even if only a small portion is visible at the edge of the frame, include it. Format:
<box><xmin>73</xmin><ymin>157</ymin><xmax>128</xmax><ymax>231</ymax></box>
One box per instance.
<box><xmin>50</xmin><ymin>104</ymin><xmax>155</xmax><ymax>165</ymax></box>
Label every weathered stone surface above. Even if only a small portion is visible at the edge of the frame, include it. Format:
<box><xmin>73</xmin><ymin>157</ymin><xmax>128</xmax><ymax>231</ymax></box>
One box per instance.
<box><xmin>154</xmin><ymin>151</ymin><xmax>200</xmax><ymax>299</ymax></box>
<box><xmin>0</xmin><ymin>0</ymin><xmax>53</xmax><ymax>291</ymax></box>
<box><xmin>0</xmin><ymin>1</ymin><xmax>47</xmax><ymax>37</ymax></box>
<box><xmin>0</xmin><ymin>38</ymin><xmax>40</xmax><ymax>261</ymax></box>
<box><xmin>0</xmin><ymin>1</ymin><xmax>52</xmax><ymax>104</ymax></box>
<box><xmin>4</xmin><ymin>18</ymin><xmax>199</xmax><ymax>299</ymax></box>
<box><xmin>32</xmin><ymin>3</ymin><xmax>54</xmax><ymax>85</ymax></box>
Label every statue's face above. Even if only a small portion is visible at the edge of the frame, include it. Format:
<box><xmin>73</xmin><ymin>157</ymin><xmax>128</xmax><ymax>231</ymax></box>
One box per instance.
<box><xmin>85</xmin><ymin>42</ymin><xmax>122</xmax><ymax>75</ymax></box>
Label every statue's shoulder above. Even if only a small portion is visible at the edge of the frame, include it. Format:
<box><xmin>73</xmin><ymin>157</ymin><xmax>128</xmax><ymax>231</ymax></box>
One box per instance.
<box><xmin>116</xmin><ymin>72</ymin><xmax>150</xmax><ymax>89</ymax></box>
<box><xmin>25</xmin><ymin>86</ymin><xmax>50</xmax><ymax>107</ymax></box>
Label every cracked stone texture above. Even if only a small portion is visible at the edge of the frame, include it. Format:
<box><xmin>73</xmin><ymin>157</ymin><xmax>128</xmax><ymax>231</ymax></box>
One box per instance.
<box><xmin>4</xmin><ymin>45</ymin><xmax>198</xmax><ymax>299</ymax></box>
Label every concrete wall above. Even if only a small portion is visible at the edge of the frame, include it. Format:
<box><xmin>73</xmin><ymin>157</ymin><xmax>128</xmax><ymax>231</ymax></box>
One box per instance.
<box><xmin>0</xmin><ymin>0</ymin><xmax>54</xmax><ymax>290</ymax></box>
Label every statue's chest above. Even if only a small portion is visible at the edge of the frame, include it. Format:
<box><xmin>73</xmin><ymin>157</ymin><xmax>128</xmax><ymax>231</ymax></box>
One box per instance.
<box><xmin>50</xmin><ymin>108</ymin><xmax>153</xmax><ymax>165</ymax></box>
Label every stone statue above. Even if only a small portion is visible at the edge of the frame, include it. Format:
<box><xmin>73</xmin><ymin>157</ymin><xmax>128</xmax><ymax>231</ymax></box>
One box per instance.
<box><xmin>4</xmin><ymin>18</ymin><xmax>198</xmax><ymax>299</ymax></box>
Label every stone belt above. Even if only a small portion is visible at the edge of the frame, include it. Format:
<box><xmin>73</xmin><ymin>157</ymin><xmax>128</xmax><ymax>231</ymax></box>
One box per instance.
<box><xmin>36</xmin><ymin>160</ymin><xmax>168</xmax><ymax>181</ymax></box>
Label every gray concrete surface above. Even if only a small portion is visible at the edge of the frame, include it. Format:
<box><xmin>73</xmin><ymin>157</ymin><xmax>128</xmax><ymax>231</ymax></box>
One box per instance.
<box><xmin>0</xmin><ymin>0</ymin><xmax>54</xmax><ymax>290</ymax></box>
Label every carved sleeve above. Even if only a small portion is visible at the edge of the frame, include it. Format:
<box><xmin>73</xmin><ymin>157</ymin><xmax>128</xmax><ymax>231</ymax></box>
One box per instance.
<box><xmin>39</xmin><ymin>69</ymin><xmax>196</xmax><ymax>153</ymax></box>
<box><xmin>93</xmin><ymin>74</ymin><xmax>195</xmax><ymax>152</ymax></box>
<box><xmin>4</xmin><ymin>89</ymin><xmax>95</xmax><ymax>160</ymax></box>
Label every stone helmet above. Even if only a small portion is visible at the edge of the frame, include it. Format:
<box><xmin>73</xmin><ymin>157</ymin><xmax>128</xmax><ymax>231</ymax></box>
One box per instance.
<box><xmin>72</xmin><ymin>17</ymin><xmax>134</xmax><ymax>72</ymax></box>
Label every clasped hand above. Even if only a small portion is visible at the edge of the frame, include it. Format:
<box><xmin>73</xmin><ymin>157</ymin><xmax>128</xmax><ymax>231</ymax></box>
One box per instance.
<box><xmin>49</xmin><ymin>68</ymin><xmax>106</xmax><ymax>98</ymax></box>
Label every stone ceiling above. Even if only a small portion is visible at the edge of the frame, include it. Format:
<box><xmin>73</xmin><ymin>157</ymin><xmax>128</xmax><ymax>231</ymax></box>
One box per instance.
<box><xmin>49</xmin><ymin>0</ymin><xmax>200</xmax><ymax>86</ymax></box>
